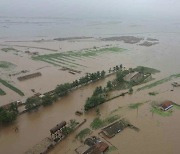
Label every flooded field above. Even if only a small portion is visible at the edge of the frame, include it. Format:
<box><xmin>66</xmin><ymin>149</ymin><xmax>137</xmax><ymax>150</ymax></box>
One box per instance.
<box><xmin>0</xmin><ymin>17</ymin><xmax>180</xmax><ymax>154</ymax></box>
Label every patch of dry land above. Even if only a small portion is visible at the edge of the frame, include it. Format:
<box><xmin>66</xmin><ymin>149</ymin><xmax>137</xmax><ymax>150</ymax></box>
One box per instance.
<box><xmin>0</xmin><ymin>35</ymin><xmax>180</xmax><ymax>154</ymax></box>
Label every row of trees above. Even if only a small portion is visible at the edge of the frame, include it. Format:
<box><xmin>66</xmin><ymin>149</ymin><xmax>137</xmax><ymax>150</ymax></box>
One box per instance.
<box><xmin>25</xmin><ymin>94</ymin><xmax>57</xmax><ymax>111</ymax></box>
<box><xmin>84</xmin><ymin>68</ymin><xmax>135</xmax><ymax>111</ymax></box>
<box><xmin>25</xmin><ymin>70</ymin><xmax>107</xmax><ymax>111</ymax></box>
<box><xmin>55</xmin><ymin>70</ymin><xmax>106</xmax><ymax>97</ymax></box>
<box><xmin>25</xmin><ymin>67</ymin><xmax>136</xmax><ymax>112</ymax></box>
<box><xmin>109</xmin><ymin>64</ymin><xmax>123</xmax><ymax>73</ymax></box>
<box><xmin>0</xmin><ymin>65</ymin><xmax>124</xmax><ymax>124</ymax></box>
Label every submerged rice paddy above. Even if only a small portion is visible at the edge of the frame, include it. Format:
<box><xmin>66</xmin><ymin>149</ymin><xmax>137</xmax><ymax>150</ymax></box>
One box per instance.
<box><xmin>32</xmin><ymin>47</ymin><xmax>126</xmax><ymax>69</ymax></box>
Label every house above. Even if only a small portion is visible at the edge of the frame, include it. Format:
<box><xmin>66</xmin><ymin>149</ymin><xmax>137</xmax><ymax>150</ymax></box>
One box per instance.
<box><xmin>160</xmin><ymin>101</ymin><xmax>173</xmax><ymax>111</ymax></box>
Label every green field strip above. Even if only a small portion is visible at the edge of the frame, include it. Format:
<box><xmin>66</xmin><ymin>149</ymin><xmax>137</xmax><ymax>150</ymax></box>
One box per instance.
<box><xmin>60</xmin><ymin>55</ymin><xmax>77</xmax><ymax>61</ymax></box>
<box><xmin>0</xmin><ymin>88</ymin><xmax>6</xmax><ymax>95</ymax></box>
<box><xmin>48</xmin><ymin>58</ymin><xmax>77</xmax><ymax>68</ymax></box>
<box><xmin>40</xmin><ymin>59</ymin><xmax>63</xmax><ymax>67</ymax></box>
<box><xmin>55</xmin><ymin>57</ymin><xmax>87</xmax><ymax>68</ymax></box>
<box><xmin>0</xmin><ymin>78</ymin><xmax>24</xmax><ymax>96</ymax></box>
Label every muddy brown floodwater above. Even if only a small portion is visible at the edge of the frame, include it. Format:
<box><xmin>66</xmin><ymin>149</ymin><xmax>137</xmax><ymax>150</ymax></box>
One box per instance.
<box><xmin>0</xmin><ymin>33</ymin><xmax>180</xmax><ymax>154</ymax></box>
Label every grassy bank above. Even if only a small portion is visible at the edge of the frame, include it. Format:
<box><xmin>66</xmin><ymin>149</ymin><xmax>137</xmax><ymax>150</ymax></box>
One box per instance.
<box><xmin>133</xmin><ymin>66</ymin><xmax>160</xmax><ymax>74</ymax></box>
<box><xmin>151</xmin><ymin>105</ymin><xmax>173</xmax><ymax>117</ymax></box>
<box><xmin>1</xmin><ymin>47</ymin><xmax>18</xmax><ymax>52</ymax></box>
<box><xmin>138</xmin><ymin>73</ymin><xmax>180</xmax><ymax>91</ymax></box>
<box><xmin>148</xmin><ymin>92</ymin><xmax>159</xmax><ymax>96</ymax></box>
<box><xmin>90</xmin><ymin>115</ymin><xmax>120</xmax><ymax>130</ymax></box>
<box><xmin>128</xmin><ymin>102</ymin><xmax>145</xmax><ymax>109</ymax></box>
<box><xmin>76</xmin><ymin>128</ymin><xmax>92</xmax><ymax>140</ymax></box>
<box><xmin>173</xmin><ymin>103</ymin><xmax>180</xmax><ymax>110</ymax></box>
<box><xmin>0</xmin><ymin>79</ymin><xmax>24</xmax><ymax>96</ymax></box>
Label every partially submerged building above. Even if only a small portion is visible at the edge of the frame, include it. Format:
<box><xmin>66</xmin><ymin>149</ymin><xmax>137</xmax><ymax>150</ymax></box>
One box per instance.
<box><xmin>160</xmin><ymin>101</ymin><xmax>173</xmax><ymax>111</ymax></box>
<box><xmin>50</xmin><ymin>121</ymin><xmax>66</xmax><ymax>134</ymax></box>
<box><xmin>94</xmin><ymin>142</ymin><xmax>109</xmax><ymax>153</ymax></box>
<box><xmin>50</xmin><ymin>121</ymin><xmax>66</xmax><ymax>140</ymax></box>
<box><xmin>75</xmin><ymin>136</ymin><xmax>109</xmax><ymax>154</ymax></box>
<box><xmin>101</xmin><ymin>120</ymin><xmax>128</xmax><ymax>138</ymax></box>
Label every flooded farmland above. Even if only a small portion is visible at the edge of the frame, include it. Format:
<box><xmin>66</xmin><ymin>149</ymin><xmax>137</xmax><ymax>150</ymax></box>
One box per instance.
<box><xmin>1</xmin><ymin>3</ymin><xmax>180</xmax><ymax>153</ymax></box>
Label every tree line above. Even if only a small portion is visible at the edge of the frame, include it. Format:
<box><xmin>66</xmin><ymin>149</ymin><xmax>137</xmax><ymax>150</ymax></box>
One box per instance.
<box><xmin>0</xmin><ymin>65</ymin><xmax>123</xmax><ymax>125</ymax></box>
<box><xmin>84</xmin><ymin>67</ymin><xmax>136</xmax><ymax>111</ymax></box>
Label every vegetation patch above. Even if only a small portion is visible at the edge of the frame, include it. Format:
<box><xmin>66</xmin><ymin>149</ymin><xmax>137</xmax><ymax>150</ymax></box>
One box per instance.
<box><xmin>1</xmin><ymin>47</ymin><xmax>19</xmax><ymax>52</ymax></box>
<box><xmin>173</xmin><ymin>103</ymin><xmax>180</xmax><ymax>110</ymax></box>
<box><xmin>110</xmin><ymin>107</ymin><xmax>122</xmax><ymax>114</ymax></box>
<box><xmin>75</xmin><ymin>128</ymin><xmax>92</xmax><ymax>140</ymax></box>
<box><xmin>62</xmin><ymin>119</ymin><xmax>79</xmax><ymax>135</ymax></box>
<box><xmin>129</xmin><ymin>102</ymin><xmax>145</xmax><ymax>109</ymax></box>
<box><xmin>90</xmin><ymin>115</ymin><xmax>120</xmax><ymax>130</ymax></box>
<box><xmin>138</xmin><ymin>73</ymin><xmax>180</xmax><ymax>91</ymax></box>
<box><xmin>0</xmin><ymin>104</ymin><xmax>18</xmax><ymax>124</ymax></box>
<box><xmin>0</xmin><ymin>78</ymin><xmax>24</xmax><ymax>96</ymax></box>
<box><xmin>133</xmin><ymin>66</ymin><xmax>160</xmax><ymax>74</ymax></box>
<box><xmin>148</xmin><ymin>91</ymin><xmax>159</xmax><ymax>96</ymax></box>
<box><xmin>151</xmin><ymin>104</ymin><xmax>173</xmax><ymax>117</ymax></box>
<box><xmin>105</xmin><ymin>146</ymin><xmax>117</xmax><ymax>153</ymax></box>
<box><xmin>0</xmin><ymin>88</ymin><xmax>6</xmax><ymax>95</ymax></box>
<box><xmin>0</xmin><ymin>61</ymin><xmax>16</xmax><ymax>69</ymax></box>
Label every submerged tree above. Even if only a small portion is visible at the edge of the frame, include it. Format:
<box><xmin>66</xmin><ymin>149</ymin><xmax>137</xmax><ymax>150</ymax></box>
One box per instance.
<box><xmin>106</xmin><ymin>81</ymin><xmax>113</xmax><ymax>90</ymax></box>
<box><xmin>116</xmin><ymin>71</ymin><xmax>124</xmax><ymax>83</ymax></box>
<box><xmin>100</xmin><ymin>70</ymin><xmax>106</xmax><ymax>78</ymax></box>
<box><xmin>25</xmin><ymin>97</ymin><xmax>41</xmax><ymax>111</ymax></box>
<box><xmin>0</xmin><ymin>107</ymin><xmax>17</xmax><ymax>124</ymax></box>
<box><xmin>129</xmin><ymin>87</ymin><xmax>133</xmax><ymax>94</ymax></box>
<box><xmin>93</xmin><ymin>86</ymin><xmax>103</xmax><ymax>96</ymax></box>
<box><xmin>55</xmin><ymin>83</ymin><xmax>72</xmax><ymax>96</ymax></box>
<box><xmin>42</xmin><ymin>95</ymin><xmax>53</xmax><ymax>106</ymax></box>
<box><xmin>84</xmin><ymin>95</ymin><xmax>105</xmax><ymax>111</ymax></box>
